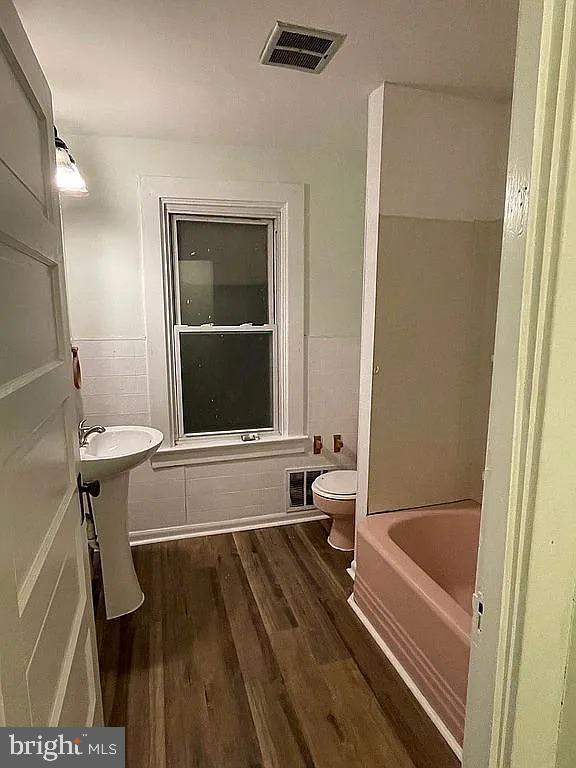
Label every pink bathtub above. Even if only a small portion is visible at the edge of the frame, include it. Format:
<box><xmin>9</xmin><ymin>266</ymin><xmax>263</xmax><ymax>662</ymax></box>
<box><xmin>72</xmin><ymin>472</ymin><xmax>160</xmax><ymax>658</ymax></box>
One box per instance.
<box><xmin>354</xmin><ymin>500</ymin><xmax>481</xmax><ymax>747</ymax></box>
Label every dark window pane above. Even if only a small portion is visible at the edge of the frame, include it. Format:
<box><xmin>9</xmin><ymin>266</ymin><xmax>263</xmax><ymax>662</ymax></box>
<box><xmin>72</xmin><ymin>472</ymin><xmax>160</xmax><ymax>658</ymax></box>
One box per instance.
<box><xmin>180</xmin><ymin>332</ymin><xmax>273</xmax><ymax>434</ymax></box>
<box><xmin>176</xmin><ymin>218</ymin><xmax>269</xmax><ymax>325</ymax></box>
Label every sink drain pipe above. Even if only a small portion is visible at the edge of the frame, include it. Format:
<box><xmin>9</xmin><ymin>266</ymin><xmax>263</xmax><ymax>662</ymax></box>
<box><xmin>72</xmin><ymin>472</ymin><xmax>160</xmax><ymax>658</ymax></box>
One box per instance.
<box><xmin>77</xmin><ymin>474</ymin><xmax>101</xmax><ymax>551</ymax></box>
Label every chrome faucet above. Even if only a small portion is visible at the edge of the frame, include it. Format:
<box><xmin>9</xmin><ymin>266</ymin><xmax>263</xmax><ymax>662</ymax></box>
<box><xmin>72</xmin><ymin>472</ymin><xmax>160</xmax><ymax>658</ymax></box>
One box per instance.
<box><xmin>78</xmin><ymin>418</ymin><xmax>106</xmax><ymax>447</ymax></box>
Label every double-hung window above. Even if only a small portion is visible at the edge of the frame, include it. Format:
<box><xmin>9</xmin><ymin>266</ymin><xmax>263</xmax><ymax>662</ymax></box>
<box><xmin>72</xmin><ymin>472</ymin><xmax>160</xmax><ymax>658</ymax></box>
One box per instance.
<box><xmin>141</xmin><ymin>178</ymin><xmax>305</xmax><ymax>465</ymax></box>
<box><xmin>171</xmin><ymin>214</ymin><xmax>278</xmax><ymax>439</ymax></box>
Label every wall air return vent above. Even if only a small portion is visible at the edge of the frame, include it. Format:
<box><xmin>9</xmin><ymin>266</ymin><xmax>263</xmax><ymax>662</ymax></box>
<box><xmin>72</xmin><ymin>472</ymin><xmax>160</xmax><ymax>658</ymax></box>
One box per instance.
<box><xmin>286</xmin><ymin>466</ymin><xmax>337</xmax><ymax>511</ymax></box>
<box><xmin>260</xmin><ymin>21</ymin><xmax>346</xmax><ymax>74</ymax></box>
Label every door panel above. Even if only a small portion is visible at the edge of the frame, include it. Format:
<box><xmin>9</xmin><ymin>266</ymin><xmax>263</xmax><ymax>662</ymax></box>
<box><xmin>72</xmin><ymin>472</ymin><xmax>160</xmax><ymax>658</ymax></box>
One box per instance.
<box><xmin>27</xmin><ymin>542</ymin><xmax>80</xmax><ymax>726</ymax></box>
<box><xmin>59</xmin><ymin>621</ymin><xmax>98</xmax><ymax>727</ymax></box>
<box><xmin>0</xmin><ymin>0</ymin><xmax>102</xmax><ymax>727</ymax></box>
<box><xmin>0</xmin><ymin>242</ymin><xmax>60</xmax><ymax>385</ymax></box>
<box><xmin>0</xmin><ymin>43</ymin><xmax>45</xmax><ymax>203</ymax></box>
<box><xmin>9</xmin><ymin>410</ymin><xmax>69</xmax><ymax>591</ymax></box>
<box><xmin>0</xmin><ymin>168</ymin><xmax>56</xmax><ymax>253</ymax></box>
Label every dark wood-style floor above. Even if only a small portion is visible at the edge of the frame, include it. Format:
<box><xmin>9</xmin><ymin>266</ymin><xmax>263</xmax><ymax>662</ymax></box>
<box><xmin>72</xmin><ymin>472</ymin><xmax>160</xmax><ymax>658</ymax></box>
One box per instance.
<box><xmin>96</xmin><ymin>521</ymin><xmax>459</xmax><ymax>768</ymax></box>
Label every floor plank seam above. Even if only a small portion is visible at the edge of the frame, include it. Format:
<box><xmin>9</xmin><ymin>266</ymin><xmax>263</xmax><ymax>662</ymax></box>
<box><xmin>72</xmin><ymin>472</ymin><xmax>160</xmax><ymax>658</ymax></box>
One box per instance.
<box><xmin>96</xmin><ymin>522</ymin><xmax>459</xmax><ymax>768</ymax></box>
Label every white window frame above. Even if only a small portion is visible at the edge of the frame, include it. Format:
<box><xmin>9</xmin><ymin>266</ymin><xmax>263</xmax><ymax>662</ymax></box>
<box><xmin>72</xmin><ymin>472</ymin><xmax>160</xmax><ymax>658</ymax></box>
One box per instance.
<box><xmin>171</xmin><ymin>213</ymin><xmax>278</xmax><ymax>439</ymax></box>
<box><xmin>139</xmin><ymin>177</ymin><xmax>306</xmax><ymax>466</ymax></box>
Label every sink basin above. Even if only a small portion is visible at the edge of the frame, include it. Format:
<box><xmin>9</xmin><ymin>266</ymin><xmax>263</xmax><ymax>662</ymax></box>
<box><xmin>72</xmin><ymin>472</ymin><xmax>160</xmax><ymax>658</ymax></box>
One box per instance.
<box><xmin>79</xmin><ymin>425</ymin><xmax>163</xmax><ymax>620</ymax></box>
<box><xmin>80</xmin><ymin>425</ymin><xmax>163</xmax><ymax>481</ymax></box>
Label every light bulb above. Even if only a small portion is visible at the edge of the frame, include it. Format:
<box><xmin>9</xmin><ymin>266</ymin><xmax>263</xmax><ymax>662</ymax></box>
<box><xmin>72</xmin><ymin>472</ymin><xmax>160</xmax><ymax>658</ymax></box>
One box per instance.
<box><xmin>55</xmin><ymin>145</ymin><xmax>88</xmax><ymax>196</ymax></box>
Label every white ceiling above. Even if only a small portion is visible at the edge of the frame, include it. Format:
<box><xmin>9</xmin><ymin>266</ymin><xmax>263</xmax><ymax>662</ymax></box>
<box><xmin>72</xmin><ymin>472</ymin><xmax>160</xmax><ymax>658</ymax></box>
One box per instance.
<box><xmin>14</xmin><ymin>0</ymin><xmax>519</xmax><ymax>150</ymax></box>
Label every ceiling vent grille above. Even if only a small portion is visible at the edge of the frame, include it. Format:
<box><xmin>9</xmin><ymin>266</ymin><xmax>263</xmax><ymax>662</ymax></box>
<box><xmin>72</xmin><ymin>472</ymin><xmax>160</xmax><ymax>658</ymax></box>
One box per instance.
<box><xmin>260</xmin><ymin>21</ymin><xmax>346</xmax><ymax>74</ymax></box>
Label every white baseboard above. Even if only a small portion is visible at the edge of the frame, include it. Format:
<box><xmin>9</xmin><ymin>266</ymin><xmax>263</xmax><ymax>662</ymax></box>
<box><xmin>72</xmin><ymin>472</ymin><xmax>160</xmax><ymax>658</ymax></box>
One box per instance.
<box><xmin>347</xmin><ymin>558</ymin><xmax>357</xmax><ymax>581</ymax></box>
<box><xmin>347</xmin><ymin>593</ymin><xmax>463</xmax><ymax>761</ymax></box>
<box><xmin>129</xmin><ymin>510</ymin><xmax>328</xmax><ymax>546</ymax></box>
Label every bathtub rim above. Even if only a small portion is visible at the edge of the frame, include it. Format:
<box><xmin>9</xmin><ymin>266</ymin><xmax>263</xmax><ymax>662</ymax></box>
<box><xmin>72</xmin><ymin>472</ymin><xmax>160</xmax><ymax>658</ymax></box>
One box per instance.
<box><xmin>358</xmin><ymin>500</ymin><xmax>481</xmax><ymax>643</ymax></box>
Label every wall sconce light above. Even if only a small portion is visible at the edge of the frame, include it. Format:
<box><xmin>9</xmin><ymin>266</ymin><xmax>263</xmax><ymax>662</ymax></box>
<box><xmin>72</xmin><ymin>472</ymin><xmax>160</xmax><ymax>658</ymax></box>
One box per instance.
<box><xmin>54</xmin><ymin>128</ymin><xmax>88</xmax><ymax>196</ymax></box>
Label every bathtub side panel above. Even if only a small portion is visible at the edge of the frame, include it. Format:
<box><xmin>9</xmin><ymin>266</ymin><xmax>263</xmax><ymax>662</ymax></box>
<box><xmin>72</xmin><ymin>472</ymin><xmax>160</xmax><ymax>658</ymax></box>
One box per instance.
<box><xmin>355</xmin><ymin>523</ymin><xmax>471</xmax><ymax>746</ymax></box>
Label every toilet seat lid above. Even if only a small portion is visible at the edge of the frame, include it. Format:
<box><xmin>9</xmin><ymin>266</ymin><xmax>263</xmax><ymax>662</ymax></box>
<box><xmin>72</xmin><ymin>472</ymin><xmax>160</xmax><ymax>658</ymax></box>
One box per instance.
<box><xmin>312</xmin><ymin>470</ymin><xmax>357</xmax><ymax>500</ymax></box>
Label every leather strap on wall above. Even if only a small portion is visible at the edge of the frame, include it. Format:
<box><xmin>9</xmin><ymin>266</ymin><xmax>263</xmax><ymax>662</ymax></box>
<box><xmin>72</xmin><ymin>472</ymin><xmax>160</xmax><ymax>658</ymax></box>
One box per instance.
<box><xmin>71</xmin><ymin>346</ymin><xmax>82</xmax><ymax>390</ymax></box>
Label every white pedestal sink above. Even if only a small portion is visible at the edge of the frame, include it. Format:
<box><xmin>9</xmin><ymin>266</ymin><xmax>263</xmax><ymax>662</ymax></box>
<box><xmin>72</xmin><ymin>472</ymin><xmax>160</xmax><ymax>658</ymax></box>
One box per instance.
<box><xmin>80</xmin><ymin>426</ymin><xmax>163</xmax><ymax>619</ymax></box>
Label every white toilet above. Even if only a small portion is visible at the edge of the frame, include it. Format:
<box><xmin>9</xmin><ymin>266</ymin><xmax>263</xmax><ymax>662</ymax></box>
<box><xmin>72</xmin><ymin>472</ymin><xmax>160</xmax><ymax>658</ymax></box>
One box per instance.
<box><xmin>311</xmin><ymin>470</ymin><xmax>357</xmax><ymax>551</ymax></box>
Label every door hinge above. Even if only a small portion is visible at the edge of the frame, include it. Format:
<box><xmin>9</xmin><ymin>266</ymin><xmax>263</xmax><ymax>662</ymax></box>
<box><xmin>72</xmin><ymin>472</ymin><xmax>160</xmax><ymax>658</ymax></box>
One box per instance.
<box><xmin>473</xmin><ymin>590</ymin><xmax>485</xmax><ymax>634</ymax></box>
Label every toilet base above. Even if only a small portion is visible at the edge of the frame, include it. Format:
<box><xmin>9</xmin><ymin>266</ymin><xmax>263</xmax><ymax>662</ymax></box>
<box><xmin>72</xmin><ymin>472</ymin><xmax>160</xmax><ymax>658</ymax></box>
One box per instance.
<box><xmin>328</xmin><ymin>516</ymin><xmax>355</xmax><ymax>551</ymax></box>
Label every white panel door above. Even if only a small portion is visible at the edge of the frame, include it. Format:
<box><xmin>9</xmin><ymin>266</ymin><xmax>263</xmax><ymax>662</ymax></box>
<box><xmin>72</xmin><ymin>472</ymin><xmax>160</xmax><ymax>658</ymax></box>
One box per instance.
<box><xmin>0</xmin><ymin>0</ymin><xmax>102</xmax><ymax>726</ymax></box>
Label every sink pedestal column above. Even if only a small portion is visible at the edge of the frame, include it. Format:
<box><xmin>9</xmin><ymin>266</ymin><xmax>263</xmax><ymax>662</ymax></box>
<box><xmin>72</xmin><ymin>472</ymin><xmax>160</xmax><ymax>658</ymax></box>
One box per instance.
<box><xmin>93</xmin><ymin>472</ymin><xmax>143</xmax><ymax>619</ymax></box>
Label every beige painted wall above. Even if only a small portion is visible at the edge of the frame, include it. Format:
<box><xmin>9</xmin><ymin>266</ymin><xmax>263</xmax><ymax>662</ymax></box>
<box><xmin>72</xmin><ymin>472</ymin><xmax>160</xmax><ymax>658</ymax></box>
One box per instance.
<box><xmin>60</xmin><ymin>135</ymin><xmax>366</xmax><ymax>340</ymax></box>
<box><xmin>379</xmin><ymin>84</ymin><xmax>510</xmax><ymax>221</ymax></box>
<box><xmin>367</xmin><ymin>84</ymin><xmax>509</xmax><ymax>513</ymax></box>
<box><xmin>369</xmin><ymin>216</ymin><xmax>502</xmax><ymax>511</ymax></box>
<box><xmin>557</xmin><ymin>600</ymin><xmax>576</xmax><ymax>768</ymax></box>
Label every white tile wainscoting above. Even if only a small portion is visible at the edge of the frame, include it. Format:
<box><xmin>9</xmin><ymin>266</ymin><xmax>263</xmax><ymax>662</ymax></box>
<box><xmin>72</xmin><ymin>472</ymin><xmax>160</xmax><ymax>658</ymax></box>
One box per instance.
<box><xmin>75</xmin><ymin>335</ymin><xmax>360</xmax><ymax>540</ymax></box>
<box><xmin>78</xmin><ymin>338</ymin><xmax>149</xmax><ymax>426</ymax></box>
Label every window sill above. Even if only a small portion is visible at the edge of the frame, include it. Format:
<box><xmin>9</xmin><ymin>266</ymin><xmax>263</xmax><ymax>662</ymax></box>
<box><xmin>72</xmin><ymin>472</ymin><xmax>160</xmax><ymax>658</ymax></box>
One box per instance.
<box><xmin>151</xmin><ymin>434</ymin><xmax>309</xmax><ymax>468</ymax></box>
